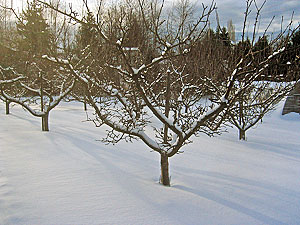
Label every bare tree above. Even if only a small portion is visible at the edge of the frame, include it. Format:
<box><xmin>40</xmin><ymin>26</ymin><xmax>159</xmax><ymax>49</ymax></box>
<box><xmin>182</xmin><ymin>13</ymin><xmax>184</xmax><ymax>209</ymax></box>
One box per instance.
<box><xmin>39</xmin><ymin>0</ymin><xmax>298</xmax><ymax>186</ymax></box>
<box><xmin>227</xmin><ymin>0</ymin><xmax>299</xmax><ymax>140</ymax></box>
<box><xmin>0</xmin><ymin>0</ymin><xmax>76</xmax><ymax>131</ymax></box>
<box><xmin>0</xmin><ymin>62</ymin><xmax>75</xmax><ymax>130</ymax></box>
<box><xmin>229</xmin><ymin>81</ymin><xmax>292</xmax><ymax>140</ymax></box>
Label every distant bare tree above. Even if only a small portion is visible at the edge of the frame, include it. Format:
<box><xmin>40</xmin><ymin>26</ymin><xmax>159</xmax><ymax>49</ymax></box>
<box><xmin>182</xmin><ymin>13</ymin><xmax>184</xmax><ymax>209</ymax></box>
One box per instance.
<box><xmin>0</xmin><ymin>60</ymin><xmax>75</xmax><ymax>131</ymax></box>
<box><xmin>0</xmin><ymin>0</ymin><xmax>76</xmax><ymax>131</ymax></box>
<box><xmin>227</xmin><ymin>0</ymin><xmax>299</xmax><ymax>140</ymax></box>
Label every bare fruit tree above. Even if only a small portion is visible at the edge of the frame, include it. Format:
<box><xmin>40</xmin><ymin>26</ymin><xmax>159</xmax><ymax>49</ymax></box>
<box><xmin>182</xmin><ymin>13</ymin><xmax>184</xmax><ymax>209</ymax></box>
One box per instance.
<box><xmin>40</xmin><ymin>0</ymin><xmax>298</xmax><ymax>186</ymax></box>
<box><xmin>227</xmin><ymin>0</ymin><xmax>299</xmax><ymax>140</ymax></box>
<box><xmin>0</xmin><ymin>0</ymin><xmax>76</xmax><ymax>131</ymax></box>
<box><xmin>0</xmin><ymin>63</ymin><xmax>75</xmax><ymax>131</ymax></box>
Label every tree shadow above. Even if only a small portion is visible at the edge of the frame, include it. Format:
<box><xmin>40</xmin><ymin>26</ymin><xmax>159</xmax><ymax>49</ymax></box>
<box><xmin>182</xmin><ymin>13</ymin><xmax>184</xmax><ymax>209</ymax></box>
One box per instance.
<box><xmin>173</xmin><ymin>184</ymin><xmax>285</xmax><ymax>225</ymax></box>
<box><xmin>246</xmin><ymin>139</ymin><xmax>300</xmax><ymax>161</ymax></box>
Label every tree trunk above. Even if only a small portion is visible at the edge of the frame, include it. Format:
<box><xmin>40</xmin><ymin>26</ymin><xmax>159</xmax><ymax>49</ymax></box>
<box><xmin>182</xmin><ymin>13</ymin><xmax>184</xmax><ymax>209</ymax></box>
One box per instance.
<box><xmin>5</xmin><ymin>100</ymin><xmax>10</xmax><ymax>115</ymax></box>
<box><xmin>40</xmin><ymin>72</ymin><xmax>44</xmax><ymax>112</ymax></box>
<box><xmin>239</xmin><ymin>129</ymin><xmax>246</xmax><ymax>140</ymax></box>
<box><xmin>160</xmin><ymin>153</ymin><xmax>170</xmax><ymax>186</ymax></box>
<box><xmin>42</xmin><ymin>113</ymin><xmax>49</xmax><ymax>131</ymax></box>
<box><xmin>164</xmin><ymin>71</ymin><xmax>171</xmax><ymax>143</ymax></box>
<box><xmin>84</xmin><ymin>89</ymin><xmax>88</xmax><ymax>111</ymax></box>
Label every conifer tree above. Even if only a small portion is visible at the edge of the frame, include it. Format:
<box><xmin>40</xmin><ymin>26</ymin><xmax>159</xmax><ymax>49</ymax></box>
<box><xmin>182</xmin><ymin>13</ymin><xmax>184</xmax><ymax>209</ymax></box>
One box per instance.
<box><xmin>76</xmin><ymin>12</ymin><xmax>97</xmax><ymax>50</ymax></box>
<box><xmin>73</xmin><ymin>12</ymin><xmax>99</xmax><ymax>110</ymax></box>
<box><xmin>16</xmin><ymin>0</ymin><xmax>52</xmax><ymax>56</ymax></box>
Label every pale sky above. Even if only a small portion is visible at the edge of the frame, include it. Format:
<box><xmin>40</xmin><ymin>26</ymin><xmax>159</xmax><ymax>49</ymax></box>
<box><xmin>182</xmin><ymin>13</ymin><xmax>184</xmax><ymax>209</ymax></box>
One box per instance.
<box><xmin>10</xmin><ymin>0</ymin><xmax>300</xmax><ymax>36</ymax></box>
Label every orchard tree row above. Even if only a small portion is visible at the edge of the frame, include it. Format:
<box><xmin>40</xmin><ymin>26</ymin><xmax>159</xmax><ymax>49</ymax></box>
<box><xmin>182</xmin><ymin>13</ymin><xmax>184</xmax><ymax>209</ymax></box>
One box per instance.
<box><xmin>0</xmin><ymin>0</ymin><xmax>299</xmax><ymax>186</ymax></box>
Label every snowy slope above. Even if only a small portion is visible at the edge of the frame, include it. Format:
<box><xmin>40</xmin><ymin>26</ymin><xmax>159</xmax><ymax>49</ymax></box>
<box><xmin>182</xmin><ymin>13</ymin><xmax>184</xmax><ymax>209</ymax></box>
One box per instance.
<box><xmin>0</xmin><ymin>101</ymin><xmax>299</xmax><ymax>225</ymax></box>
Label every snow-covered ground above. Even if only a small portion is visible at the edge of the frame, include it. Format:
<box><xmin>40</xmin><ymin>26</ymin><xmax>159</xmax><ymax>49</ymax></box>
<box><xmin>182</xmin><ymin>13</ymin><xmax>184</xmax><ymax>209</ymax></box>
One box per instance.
<box><xmin>0</xmin><ymin>100</ymin><xmax>299</xmax><ymax>225</ymax></box>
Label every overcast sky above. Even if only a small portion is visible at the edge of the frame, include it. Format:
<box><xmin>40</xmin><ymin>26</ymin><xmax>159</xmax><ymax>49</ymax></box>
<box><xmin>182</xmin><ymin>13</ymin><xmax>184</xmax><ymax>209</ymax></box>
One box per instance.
<box><xmin>203</xmin><ymin>0</ymin><xmax>299</xmax><ymax>31</ymax></box>
<box><xmin>12</xmin><ymin>0</ymin><xmax>300</xmax><ymax>37</ymax></box>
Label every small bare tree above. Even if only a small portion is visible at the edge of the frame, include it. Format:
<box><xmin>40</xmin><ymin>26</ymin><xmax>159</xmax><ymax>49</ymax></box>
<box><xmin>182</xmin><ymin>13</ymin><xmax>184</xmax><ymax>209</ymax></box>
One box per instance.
<box><xmin>0</xmin><ymin>62</ymin><xmax>75</xmax><ymax>131</ymax></box>
<box><xmin>227</xmin><ymin>0</ymin><xmax>299</xmax><ymax>140</ymax></box>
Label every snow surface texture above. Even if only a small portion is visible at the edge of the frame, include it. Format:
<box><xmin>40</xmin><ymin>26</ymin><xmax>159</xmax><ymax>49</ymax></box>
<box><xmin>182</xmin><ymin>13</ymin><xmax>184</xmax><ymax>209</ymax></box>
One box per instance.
<box><xmin>0</xmin><ymin>101</ymin><xmax>300</xmax><ymax>225</ymax></box>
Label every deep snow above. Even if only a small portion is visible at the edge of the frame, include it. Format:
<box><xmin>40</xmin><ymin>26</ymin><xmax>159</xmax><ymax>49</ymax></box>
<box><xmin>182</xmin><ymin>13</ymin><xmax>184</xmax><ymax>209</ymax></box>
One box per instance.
<box><xmin>0</xmin><ymin>100</ymin><xmax>299</xmax><ymax>225</ymax></box>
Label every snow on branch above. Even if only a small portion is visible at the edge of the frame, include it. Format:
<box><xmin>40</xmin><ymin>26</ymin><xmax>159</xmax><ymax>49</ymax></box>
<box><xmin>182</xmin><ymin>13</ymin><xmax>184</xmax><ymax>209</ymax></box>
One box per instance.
<box><xmin>1</xmin><ymin>91</ymin><xmax>45</xmax><ymax>117</ymax></box>
<box><xmin>85</xmin><ymin>92</ymin><xmax>162</xmax><ymax>153</ymax></box>
<box><xmin>0</xmin><ymin>66</ymin><xmax>25</xmax><ymax>85</ymax></box>
<box><xmin>0</xmin><ymin>76</ymin><xmax>24</xmax><ymax>85</ymax></box>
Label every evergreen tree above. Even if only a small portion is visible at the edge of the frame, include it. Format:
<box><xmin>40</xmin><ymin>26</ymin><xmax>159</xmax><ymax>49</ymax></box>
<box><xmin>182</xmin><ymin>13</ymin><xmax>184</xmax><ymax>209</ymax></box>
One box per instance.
<box><xmin>253</xmin><ymin>36</ymin><xmax>271</xmax><ymax>61</ymax></box>
<box><xmin>16</xmin><ymin>0</ymin><xmax>52</xmax><ymax>56</ymax></box>
<box><xmin>292</xmin><ymin>30</ymin><xmax>300</xmax><ymax>47</ymax></box>
<box><xmin>76</xmin><ymin>12</ymin><xmax>98</xmax><ymax>51</ymax></box>
<box><xmin>235</xmin><ymin>38</ymin><xmax>251</xmax><ymax>57</ymax></box>
<box><xmin>290</xmin><ymin>30</ymin><xmax>300</xmax><ymax>63</ymax></box>
<box><xmin>73</xmin><ymin>12</ymin><xmax>101</xmax><ymax>110</ymax></box>
<box><xmin>216</xmin><ymin>26</ymin><xmax>231</xmax><ymax>46</ymax></box>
